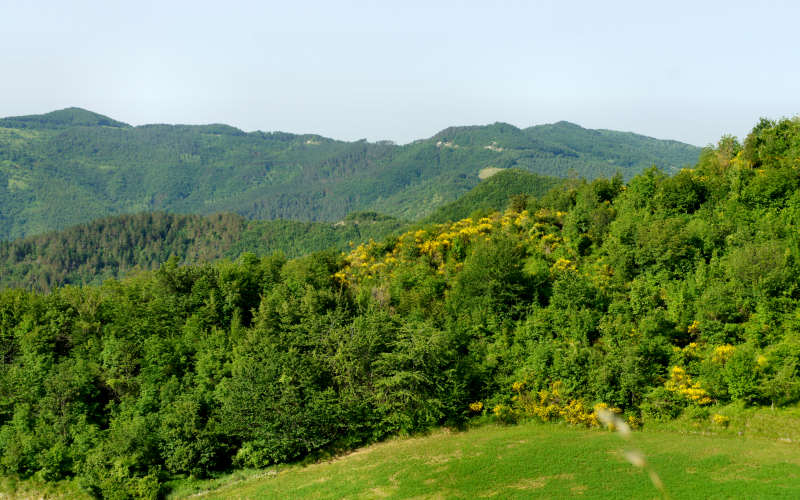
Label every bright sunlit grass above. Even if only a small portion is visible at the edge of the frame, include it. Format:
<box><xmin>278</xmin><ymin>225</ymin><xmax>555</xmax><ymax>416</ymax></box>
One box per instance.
<box><xmin>173</xmin><ymin>418</ymin><xmax>800</xmax><ymax>499</ymax></box>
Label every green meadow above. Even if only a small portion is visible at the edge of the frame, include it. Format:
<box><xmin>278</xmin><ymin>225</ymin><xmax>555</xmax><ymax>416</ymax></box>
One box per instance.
<box><xmin>170</xmin><ymin>418</ymin><xmax>800</xmax><ymax>499</ymax></box>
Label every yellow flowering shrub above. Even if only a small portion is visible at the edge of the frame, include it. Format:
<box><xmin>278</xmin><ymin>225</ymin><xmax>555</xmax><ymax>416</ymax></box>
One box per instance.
<box><xmin>469</xmin><ymin>401</ymin><xmax>483</xmax><ymax>412</ymax></box>
<box><xmin>560</xmin><ymin>399</ymin><xmax>597</xmax><ymax>427</ymax></box>
<box><xmin>335</xmin><ymin>208</ymin><xmax>544</xmax><ymax>287</ymax></box>
<box><xmin>509</xmin><ymin>381</ymin><xmax>620</xmax><ymax>428</ymax></box>
<box><xmin>492</xmin><ymin>404</ymin><xmax>517</xmax><ymax>424</ymax></box>
<box><xmin>540</xmin><ymin>233</ymin><xmax>561</xmax><ymax>253</ymax></box>
<box><xmin>551</xmin><ymin>258</ymin><xmax>577</xmax><ymax>273</ymax></box>
<box><xmin>664</xmin><ymin>366</ymin><xmax>712</xmax><ymax>405</ymax></box>
<box><xmin>711</xmin><ymin>414</ymin><xmax>730</xmax><ymax>427</ymax></box>
<box><xmin>626</xmin><ymin>414</ymin><xmax>643</xmax><ymax>429</ymax></box>
<box><xmin>711</xmin><ymin>344</ymin><xmax>735</xmax><ymax>364</ymax></box>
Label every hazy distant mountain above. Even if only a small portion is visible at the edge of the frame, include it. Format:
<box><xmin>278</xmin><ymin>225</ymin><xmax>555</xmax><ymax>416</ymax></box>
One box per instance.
<box><xmin>0</xmin><ymin>108</ymin><xmax>701</xmax><ymax>240</ymax></box>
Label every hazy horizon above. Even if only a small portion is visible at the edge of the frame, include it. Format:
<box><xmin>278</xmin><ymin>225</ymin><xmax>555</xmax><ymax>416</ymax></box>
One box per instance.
<box><xmin>3</xmin><ymin>0</ymin><xmax>798</xmax><ymax>147</ymax></box>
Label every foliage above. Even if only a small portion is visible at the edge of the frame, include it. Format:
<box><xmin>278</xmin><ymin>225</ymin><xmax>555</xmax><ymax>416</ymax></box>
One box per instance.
<box><xmin>0</xmin><ymin>109</ymin><xmax>700</xmax><ymax>240</ymax></box>
<box><xmin>0</xmin><ymin>117</ymin><xmax>798</xmax><ymax>498</ymax></box>
<box><xmin>0</xmin><ymin>212</ymin><xmax>404</xmax><ymax>291</ymax></box>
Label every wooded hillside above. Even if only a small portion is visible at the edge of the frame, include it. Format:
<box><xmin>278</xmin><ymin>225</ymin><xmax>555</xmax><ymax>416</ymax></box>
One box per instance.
<box><xmin>2</xmin><ymin>117</ymin><xmax>795</xmax><ymax>499</ymax></box>
<box><xmin>0</xmin><ymin>108</ymin><xmax>700</xmax><ymax>240</ymax></box>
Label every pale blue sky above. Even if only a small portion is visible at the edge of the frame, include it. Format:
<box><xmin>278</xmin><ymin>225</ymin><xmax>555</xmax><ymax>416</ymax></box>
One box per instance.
<box><xmin>2</xmin><ymin>0</ymin><xmax>798</xmax><ymax>146</ymax></box>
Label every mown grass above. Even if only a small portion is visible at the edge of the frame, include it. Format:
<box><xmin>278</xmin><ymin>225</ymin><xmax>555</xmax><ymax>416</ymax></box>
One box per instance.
<box><xmin>4</xmin><ymin>410</ymin><xmax>800</xmax><ymax>499</ymax></box>
<box><xmin>174</xmin><ymin>417</ymin><xmax>800</xmax><ymax>499</ymax></box>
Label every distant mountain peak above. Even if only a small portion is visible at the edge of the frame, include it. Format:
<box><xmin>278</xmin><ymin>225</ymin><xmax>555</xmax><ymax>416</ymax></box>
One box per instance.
<box><xmin>431</xmin><ymin>122</ymin><xmax>522</xmax><ymax>141</ymax></box>
<box><xmin>552</xmin><ymin>120</ymin><xmax>583</xmax><ymax>128</ymax></box>
<box><xmin>0</xmin><ymin>107</ymin><xmax>130</xmax><ymax>129</ymax></box>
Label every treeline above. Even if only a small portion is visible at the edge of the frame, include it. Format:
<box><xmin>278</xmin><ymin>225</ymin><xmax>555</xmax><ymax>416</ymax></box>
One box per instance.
<box><xmin>0</xmin><ymin>211</ymin><xmax>405</xmax><ymax>291</ymax></box>
<box><xmin>0</xmin><ymin>117</ymin><xmax>796</xmax><ymax>498</ymax></box>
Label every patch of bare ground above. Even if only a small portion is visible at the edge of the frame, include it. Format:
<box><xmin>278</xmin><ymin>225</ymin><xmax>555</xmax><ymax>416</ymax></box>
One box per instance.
<box><xmin>510</xmin><ymin>473</ymin><xmax>575</xmax><ymax>491</ymax></box>
<box><xmin>478</xmin><ymin>167</ymin><xmax>504</xmax><ymax>179</ymax></box>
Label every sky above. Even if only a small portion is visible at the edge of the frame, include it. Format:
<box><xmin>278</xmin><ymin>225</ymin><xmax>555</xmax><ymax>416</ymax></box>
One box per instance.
<box><xmin>1</xmin><ymin>0</ymin><xmax>798</xmax><ymax>146</ymax></box>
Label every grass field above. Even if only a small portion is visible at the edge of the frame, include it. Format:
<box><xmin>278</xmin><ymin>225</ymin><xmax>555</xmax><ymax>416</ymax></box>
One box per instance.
<box><xmin>171</xmin><ymin>419</ymin><xmax>800</xmax><ymax>499</ymax></box>
<box><xmin>4</xmin><ymin>414</ymin><xmax>800</xmax><ymax>499</ymax></box>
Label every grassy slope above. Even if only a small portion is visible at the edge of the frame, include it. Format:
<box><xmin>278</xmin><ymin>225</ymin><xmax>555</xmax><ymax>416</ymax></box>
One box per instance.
<box><xmin>172</xmin><ymin>419</ymin><xmax>800</xmax><ymax>499</ymax></box>
<box><xmin>6</xmin><ymin>416</ymin><xmax>800</xmax><ymax>499</ymax></box>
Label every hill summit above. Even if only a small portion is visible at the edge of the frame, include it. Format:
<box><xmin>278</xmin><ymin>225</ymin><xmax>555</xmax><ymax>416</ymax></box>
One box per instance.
<box><xmin>0</xmin><ymin>107</ymin><xmax>130</xmax><ymax>129</ymax></box>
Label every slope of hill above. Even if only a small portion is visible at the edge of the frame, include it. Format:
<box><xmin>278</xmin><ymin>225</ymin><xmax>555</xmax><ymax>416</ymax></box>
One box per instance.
<box><xmin>174</xmin><ymin>420</ymin><xmax>800</xmax><ymax>499</ymax></box>
<box><xmin>0</xmin><ymin>108</ymin><xmax>701</xmax><ymax>240</ymax></box>
<box><xmin>9</xmin><ymin>416</ymin><xmax>800</xmax><ymax>499</ymax></box>
<box><xmin>423</xmin><ymin>168</ymin><xmax>564</xmax><ymax>223</ymax></box>
<box><xmin>0</xmin><ymin>170</ymin><xmax>568</xmax><ymax>291</ymax></box>
<box><xmin>0</xmin><ymin>211</ymin><xmax>406</xmax><ymax>291</ymax></box>
<box><xmin>0</xmin><ymin>107</ymin><xmax>130</xmax><ymax>130</ymax></box>
<box><xmin>0</xmin><ymin>117</ymin><xmax>798</xmax><ymax>498</ymax></box>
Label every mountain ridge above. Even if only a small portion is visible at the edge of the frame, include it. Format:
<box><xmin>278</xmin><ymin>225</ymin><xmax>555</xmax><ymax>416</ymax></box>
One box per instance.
<box><xmin>1</xmin><ymin>107</ymin><xmax>699</xmax><ymax>146</ymax></box>
<box><xmin>0</xmin><ymin>107</ymin><xmax>702</xmax><ymax>240</ymax></box>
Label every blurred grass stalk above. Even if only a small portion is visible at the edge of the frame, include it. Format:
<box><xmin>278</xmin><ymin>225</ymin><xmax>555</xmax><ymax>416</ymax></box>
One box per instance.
<box><xmin>597</xmin><ymin>409</ymin><xmax>667</xmax><ymax>498</ymax></box>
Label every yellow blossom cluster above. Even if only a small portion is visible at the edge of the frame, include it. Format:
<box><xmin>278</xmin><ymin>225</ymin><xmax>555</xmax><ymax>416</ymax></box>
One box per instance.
<box><xmin>664</xmin><ymin>366</ymin><xmax>712</xmax><ymax>405</ymax></box>
<box><xmin>333</xmin><ymin>268</ymin><xmax>349</xmax><ymax>284</ymax></box>
<box><xmin>551</xmin><ymin>258</ymin><xmax>577</xmax><ymax>273</ymax></box>
<box><xmin>539</xmin><ymin>233</ymin><xmax>562</xmax><ymax>254</ymax></box>
<box><xmin>672</xmin><ymin>342</ymin><xmax>701</xmax><ymax>361</ymax></box>
<box><xmin>468</xmin><ymin>401</ymin><xmax>483</xmax><ymax>412</ymax></box>
<box><xmin>510</xmin><ymin>380</ymin><xmax>619</xmax><ymax>428</ymax></box>
<box><xmin>626</xmin><ymin>414</ymin><xmax>643</xmax><ymax>429</ymax></box>
<box><xmin>711</xmin><ymin>344</ymin><xmax>735</xmax><ymax>364</ymax></box>
<box><xmin>560</xmin><ymin>399</ymin><xmax>600</xmax><ymax>427</ymax></box>
<box><xmin>492</xmin><ymin>403</ymin><xmax>516</xmax><ymax>423</ymax></box>
<box><xmin>335</xmin><ymin>208</ymin><xmax>566</xmax><ymax>290</ymax></box>
<box><xmin>534</xmin><ymin>208</ymin><xmax>567</xmax><ymax>225</ymax></box>
<box><xmin>499</xmin><ymin>209</ymin><xmax>530</xmax><ymax>230</ymax></box>
<box><xmin>711</xmin><ymin>414</ymin><xmax>730</xmax><ymax>427</ymax></box>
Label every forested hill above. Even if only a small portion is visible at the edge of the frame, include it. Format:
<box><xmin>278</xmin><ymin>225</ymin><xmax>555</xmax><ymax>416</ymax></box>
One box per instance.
<box><xmin>0</xmin><ymin>169</ymin><xmax>559</xmax><ymax>291</ymax></box>
<box><xmin>0</xmin><ymin>117</ymin><xmax>796</xmax><ymax>498</ymax></box>
<box><xmin>0</xmin><ymin>108</ymin><xmax>701</xmax><ymax>240</ymax></box>
<box><xmin>0</xmin><ymin>211</ymin><xmax>405</xmax><ymax>291</ymax></box>
<box><xmin>423</xmin><ymin>168</ymin><xmax>565</xmax><ymax>223</ymax></box>
<box><xmin>0</xmin><ymin>107</ymin><xmax>130</xmax><ymax>130</ymax></box>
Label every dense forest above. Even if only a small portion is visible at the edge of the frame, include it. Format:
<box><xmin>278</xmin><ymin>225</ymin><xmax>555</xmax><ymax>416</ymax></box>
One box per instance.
<box><xmin>0</xmin><ymin>108</ymin><xmax>700</xmax><ymax>240</ymax></box>
<box><xmin>0</xmin><ymin>170</ymin><xmax>557</xmax><ymax>292</ymax></box>
<box><xmin>0</xmin><ymin>211</ymin><xmax>405</xmax><ymax>292</ymax></box>
<box><xmin>0</xmin><ymin>117</ymin><xmax>796</xmax><ymax>499</ymax></box>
